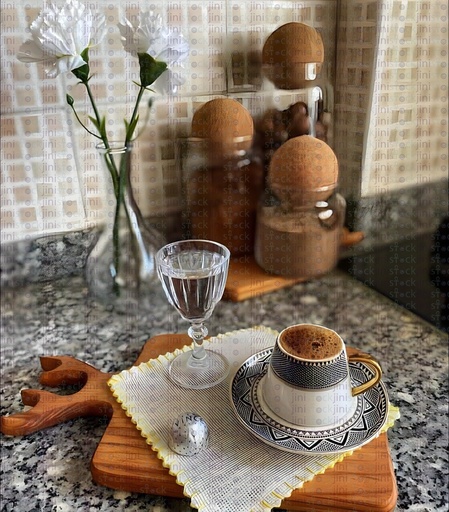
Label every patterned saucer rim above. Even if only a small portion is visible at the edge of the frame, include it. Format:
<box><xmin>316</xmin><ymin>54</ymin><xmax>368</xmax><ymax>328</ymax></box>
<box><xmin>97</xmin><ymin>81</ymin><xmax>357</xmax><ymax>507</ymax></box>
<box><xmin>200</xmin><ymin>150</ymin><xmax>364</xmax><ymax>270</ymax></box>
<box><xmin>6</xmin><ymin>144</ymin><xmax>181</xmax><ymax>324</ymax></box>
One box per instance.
<box><xmin>230</xmin><ymin>348</ymin><xmax>389</xmax><ymax>455</ymax></box>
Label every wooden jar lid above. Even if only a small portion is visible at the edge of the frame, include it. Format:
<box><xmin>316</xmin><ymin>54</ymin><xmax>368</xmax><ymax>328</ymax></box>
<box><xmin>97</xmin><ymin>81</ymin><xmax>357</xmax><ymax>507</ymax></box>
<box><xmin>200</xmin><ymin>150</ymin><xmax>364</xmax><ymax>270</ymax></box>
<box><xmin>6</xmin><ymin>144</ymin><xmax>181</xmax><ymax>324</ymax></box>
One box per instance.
<box><xmin>262</xmin><ymin>22</ymin><xmax>324</xmax><ymax>89</ymax></box>
<box><xmin>268</xmin><ymin>135</ymin><xmax>338</xmax><ymax>203</ymax></box>
<box><xmin>191</xmin><ymin>98</ymin><xmax>254</xmax><ymax>157</ymax></box>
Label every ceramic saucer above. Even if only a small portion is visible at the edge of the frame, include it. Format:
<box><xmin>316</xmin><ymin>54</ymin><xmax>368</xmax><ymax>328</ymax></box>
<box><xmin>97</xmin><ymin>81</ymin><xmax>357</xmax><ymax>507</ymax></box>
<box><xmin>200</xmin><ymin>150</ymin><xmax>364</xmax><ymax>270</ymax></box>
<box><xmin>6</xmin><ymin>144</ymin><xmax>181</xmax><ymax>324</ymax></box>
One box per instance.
<box><xmin>230</xmin><ymin>348</ymin><xmax>389</xmax><ymax>455</ymax></box>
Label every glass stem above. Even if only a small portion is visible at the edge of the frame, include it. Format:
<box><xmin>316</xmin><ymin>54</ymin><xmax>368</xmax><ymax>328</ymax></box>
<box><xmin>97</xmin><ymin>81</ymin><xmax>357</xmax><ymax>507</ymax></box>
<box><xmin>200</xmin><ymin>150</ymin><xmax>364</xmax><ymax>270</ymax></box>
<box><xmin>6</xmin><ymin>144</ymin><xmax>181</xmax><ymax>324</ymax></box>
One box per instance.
<box><xmin>188</xmin><ymin>323</ymin><xmax>208</xmax><ymax>360</ymax></box>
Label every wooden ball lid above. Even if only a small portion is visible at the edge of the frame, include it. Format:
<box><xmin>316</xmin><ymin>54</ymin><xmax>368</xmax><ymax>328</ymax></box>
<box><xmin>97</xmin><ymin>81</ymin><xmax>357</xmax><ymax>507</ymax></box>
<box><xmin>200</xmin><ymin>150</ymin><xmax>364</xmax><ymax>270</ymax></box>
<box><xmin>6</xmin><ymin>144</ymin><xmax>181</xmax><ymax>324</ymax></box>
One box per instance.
<box><xmin>262</xmin><ymin>22</ymin><xmax>324</xmax><ymax>89</ymax></box>
<box><xmin>268</xmin><ymin>135</ymin><xmax>338</xmax><ymax>203</ymax></box>
<box><xmin>191</xmin><ymin>98</ymin><xmax>254</xmax><ymax>156</ymax></box>
<box><xmin>262</xmin><ymin>22</ymin><xmax>324</xmax><ymax>65</ymax></box>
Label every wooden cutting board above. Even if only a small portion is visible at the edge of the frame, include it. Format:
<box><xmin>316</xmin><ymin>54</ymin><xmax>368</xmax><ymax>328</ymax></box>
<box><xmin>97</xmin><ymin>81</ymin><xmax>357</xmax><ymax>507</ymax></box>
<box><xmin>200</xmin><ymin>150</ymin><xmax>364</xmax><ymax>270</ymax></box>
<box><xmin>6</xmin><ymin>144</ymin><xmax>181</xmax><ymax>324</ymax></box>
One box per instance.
<box><xmin>1</xmin><ymin>333</ymin><xmax>397</xmax><ymax>512</ymax></box>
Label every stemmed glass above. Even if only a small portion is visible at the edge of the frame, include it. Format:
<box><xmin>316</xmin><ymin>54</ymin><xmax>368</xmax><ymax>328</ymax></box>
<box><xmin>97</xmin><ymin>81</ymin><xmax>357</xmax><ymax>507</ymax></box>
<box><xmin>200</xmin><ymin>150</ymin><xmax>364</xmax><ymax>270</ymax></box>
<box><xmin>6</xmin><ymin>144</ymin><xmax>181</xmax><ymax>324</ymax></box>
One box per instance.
<box><xmin>156</xmin><ymin>239</ymin><xmax>231</xmax><ymax>389</ymax></box>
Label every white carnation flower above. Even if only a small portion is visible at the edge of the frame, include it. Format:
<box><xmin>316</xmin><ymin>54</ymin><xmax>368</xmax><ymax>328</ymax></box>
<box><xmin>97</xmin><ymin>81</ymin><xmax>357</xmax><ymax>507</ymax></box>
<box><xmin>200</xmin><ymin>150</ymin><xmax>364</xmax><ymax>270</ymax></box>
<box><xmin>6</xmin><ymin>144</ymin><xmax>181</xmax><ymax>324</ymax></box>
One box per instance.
<box><xmin>118</xmin><ymin>12</ymin><xmax>189</xmax><ymax>64</ymax></box>
<box><xmin>18</xmin><ymin>0</ymin><xmax>106</xmax><ymax>78</ymax></box>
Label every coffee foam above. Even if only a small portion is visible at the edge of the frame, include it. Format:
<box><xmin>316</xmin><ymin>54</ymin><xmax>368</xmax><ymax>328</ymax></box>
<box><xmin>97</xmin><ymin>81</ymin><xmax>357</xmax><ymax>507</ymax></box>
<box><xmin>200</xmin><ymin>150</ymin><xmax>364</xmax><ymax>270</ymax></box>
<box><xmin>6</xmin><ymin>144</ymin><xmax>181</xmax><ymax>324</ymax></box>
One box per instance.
<box><xmin>279</xmin><ymin>326</ymin><xmax>342</xmax><ymax>360</ymax></box>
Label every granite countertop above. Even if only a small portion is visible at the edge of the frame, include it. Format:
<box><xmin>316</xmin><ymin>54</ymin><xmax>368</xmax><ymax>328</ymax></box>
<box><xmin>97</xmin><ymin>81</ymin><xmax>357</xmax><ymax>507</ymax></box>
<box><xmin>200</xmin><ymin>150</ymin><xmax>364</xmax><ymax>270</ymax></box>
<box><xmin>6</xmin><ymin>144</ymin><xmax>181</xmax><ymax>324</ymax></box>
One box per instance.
<box><xmin>1</xmin><ymin>270</ymin><xmax>448</xmax><ymax>512</ymax></box>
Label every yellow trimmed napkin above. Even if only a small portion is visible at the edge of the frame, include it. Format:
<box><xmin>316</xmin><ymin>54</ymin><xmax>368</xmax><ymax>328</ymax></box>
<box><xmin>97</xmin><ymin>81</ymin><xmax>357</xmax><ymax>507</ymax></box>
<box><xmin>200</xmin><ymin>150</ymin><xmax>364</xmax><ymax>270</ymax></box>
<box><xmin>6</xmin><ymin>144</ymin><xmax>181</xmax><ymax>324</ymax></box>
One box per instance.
<box><xmin>108</xmin><ymin>326</ymin><xmax>399</xmax><ymax>512</ymax></box>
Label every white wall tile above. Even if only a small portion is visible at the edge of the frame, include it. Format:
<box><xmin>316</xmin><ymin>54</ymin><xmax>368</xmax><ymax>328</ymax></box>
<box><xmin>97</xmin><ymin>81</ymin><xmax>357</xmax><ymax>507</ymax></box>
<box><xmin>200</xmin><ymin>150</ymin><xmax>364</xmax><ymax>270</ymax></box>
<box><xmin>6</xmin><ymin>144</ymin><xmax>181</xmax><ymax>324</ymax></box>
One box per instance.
<box><xmin>2</xmin><ymin>0</ymin><xmax>444</xmax><ymax>243</ymax></box>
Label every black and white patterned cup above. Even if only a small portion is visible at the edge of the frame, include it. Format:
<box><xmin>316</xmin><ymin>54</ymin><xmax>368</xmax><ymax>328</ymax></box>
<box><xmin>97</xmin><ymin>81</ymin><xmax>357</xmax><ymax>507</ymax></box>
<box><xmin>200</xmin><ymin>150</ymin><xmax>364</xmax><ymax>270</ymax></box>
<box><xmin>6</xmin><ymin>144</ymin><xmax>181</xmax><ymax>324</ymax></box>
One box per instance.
<box><xmin>262</xmin><ymin>324</ymin><xmax>382</xmax><ymax>427</ymax></box>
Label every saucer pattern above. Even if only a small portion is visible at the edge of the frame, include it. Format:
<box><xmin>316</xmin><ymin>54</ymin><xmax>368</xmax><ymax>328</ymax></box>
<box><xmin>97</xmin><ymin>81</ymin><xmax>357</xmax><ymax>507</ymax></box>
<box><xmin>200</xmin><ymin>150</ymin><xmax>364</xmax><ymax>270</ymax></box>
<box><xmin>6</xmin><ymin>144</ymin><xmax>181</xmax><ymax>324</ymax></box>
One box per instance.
<box><xmin>230</xmin><ymin>348</ymin><xmax>389</xmax><ymax>454</ymax></box>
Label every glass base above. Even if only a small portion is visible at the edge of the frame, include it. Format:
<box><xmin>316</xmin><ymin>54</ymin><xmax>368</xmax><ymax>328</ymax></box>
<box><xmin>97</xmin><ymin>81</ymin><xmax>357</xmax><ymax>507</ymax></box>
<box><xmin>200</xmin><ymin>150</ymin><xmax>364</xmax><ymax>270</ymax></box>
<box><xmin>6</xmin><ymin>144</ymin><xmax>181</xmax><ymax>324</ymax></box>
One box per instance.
<box><xmin>168</xmin><ymin>350</ymin><xmax>230</xmax><ymax>389</ymax></box>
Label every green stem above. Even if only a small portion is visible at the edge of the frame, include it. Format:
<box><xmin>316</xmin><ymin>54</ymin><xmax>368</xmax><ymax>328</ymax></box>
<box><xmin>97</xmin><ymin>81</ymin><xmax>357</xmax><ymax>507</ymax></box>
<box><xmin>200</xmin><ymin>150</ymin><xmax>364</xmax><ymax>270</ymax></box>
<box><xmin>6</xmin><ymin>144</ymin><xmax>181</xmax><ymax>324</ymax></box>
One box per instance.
<box><xmin>81</xmin><ymin>78</ymin><xmax>122</xmax><ymax>295</ymax></box>
<box><xmin>80</xmin><ymin>76</ymin><xmax>149</xmax><ymax>297</ymax></box>
<box><xmin>126</xmin><ymin>85</ymin><xmax>146</xmax><ymax>144</ymax></box>
<box><xmin>83</xmin><ymin>80</ymin><xmax>120</xmax><ymax>196</ymax></box>
<box><xmin>119</xmin><ymin>84</ymin><xmax>146</xmax><ymax>222</ymax></box>
<box><xmin>133</xmin><ymin>97</ymin><xmax>154</xmax><ymax>140</ymax></box>
<box><xmin>84</xmin><ymin>80</ymin><xmax>106</xmax><ymax>141</ymax></box>
<box><xmin>68</xmin><ymin>103</ymin><xmax>102</xmax><ymax>140</ymax></box>
<box><xmin>112</xmin><ymin>84</ymin><xmax>148</xmax><ymax>294</ymax></box>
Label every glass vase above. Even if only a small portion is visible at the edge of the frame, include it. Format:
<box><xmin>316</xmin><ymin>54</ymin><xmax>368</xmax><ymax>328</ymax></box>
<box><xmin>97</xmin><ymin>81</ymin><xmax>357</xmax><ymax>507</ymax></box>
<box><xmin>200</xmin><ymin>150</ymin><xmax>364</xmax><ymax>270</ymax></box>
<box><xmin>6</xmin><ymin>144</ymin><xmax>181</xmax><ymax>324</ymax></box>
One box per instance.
<box><xmin>85</xmin><ymin>142</ymin><xmax>165</xmax><ymax>310</ymax></box>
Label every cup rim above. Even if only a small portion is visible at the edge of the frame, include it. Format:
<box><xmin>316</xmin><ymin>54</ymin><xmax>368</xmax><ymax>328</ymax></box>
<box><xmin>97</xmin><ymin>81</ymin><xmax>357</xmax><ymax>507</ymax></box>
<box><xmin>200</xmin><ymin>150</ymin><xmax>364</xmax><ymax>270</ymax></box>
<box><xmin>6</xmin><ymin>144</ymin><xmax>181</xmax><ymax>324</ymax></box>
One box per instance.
<box><xmin>277</xmin><ymin>323</ymin><xmax>344</xmax><ymax>362</ymax></box>
<box><xmin>155</xmin><ymin>239</ymin><xmax>231</xmax><ymax>276</ymax></box>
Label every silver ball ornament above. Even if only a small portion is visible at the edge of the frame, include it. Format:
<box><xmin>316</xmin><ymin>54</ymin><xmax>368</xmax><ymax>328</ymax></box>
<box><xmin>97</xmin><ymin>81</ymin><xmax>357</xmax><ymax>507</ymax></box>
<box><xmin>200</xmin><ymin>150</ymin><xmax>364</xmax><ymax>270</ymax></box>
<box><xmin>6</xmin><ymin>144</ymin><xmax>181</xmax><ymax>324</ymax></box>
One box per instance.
<box><xmin>168</xmin><ymin>412</ymin><xmax>209</xmax><ymax>456</ymax></box>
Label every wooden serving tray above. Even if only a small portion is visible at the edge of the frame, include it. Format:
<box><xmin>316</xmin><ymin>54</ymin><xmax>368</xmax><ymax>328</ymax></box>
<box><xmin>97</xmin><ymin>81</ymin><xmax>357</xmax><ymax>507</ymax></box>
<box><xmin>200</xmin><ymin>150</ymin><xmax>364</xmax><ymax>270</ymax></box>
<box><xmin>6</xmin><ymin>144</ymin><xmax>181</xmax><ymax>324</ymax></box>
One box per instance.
<box><xmin>1</xmin><ymin>333</ymin><xmax>397</xmax><ymax>512</ymax></box>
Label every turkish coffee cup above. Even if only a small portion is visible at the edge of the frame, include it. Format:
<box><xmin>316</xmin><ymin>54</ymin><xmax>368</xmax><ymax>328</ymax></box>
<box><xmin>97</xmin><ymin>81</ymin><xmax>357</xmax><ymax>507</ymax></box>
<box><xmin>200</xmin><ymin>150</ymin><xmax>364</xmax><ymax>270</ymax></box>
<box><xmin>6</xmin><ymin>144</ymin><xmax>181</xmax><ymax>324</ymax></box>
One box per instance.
<box><xmin>262</xmin><ymin>324</ymin><xmax>382</xmax><ymax>427</ymax></box>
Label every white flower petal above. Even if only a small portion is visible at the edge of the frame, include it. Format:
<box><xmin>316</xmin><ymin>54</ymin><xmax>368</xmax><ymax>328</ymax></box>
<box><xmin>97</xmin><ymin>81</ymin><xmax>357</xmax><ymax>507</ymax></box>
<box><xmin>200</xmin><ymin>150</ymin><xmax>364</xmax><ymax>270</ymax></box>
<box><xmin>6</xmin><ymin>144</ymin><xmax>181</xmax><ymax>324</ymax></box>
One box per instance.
<box><xmin>156</xmin><ymin>44</ymin><xmax>189</xmax><ymax>67</ymax></box>
<box><xmin>41</xmin><ymin>25</ymin><xmax>75</xmax><ymax>56</ymax></box>
<box><xmin>135</xmin><ymin>27</ymin><xmax>157</xmax><ymax>54</ymax></box>
<box><xmin>52</xmin><ymin>54</ymin><xmax>86</xmax><ymax>77</ymax></box>
<box><xmin>152</xmin><ymin>69</ymin><xmax>185</xmax><ymax>96</ymax></box>
<box><xmin>17</xmin><ymin>0</ymin><xmax>106</xmax><ymax>77</ymax></box>
<box><xmin>117</xmin><ymin>18</ymin><xmax>135</xmax><ymax>52</ymax></box>
<box><xmin>18</xmin><ymin>39</ymin><xmax>47</xmax><ymax>63</ymax></box>
<box><xmin>118</xmin><ymin>10</ymin><xmax>189</xmax><ymax>69</ymax></box>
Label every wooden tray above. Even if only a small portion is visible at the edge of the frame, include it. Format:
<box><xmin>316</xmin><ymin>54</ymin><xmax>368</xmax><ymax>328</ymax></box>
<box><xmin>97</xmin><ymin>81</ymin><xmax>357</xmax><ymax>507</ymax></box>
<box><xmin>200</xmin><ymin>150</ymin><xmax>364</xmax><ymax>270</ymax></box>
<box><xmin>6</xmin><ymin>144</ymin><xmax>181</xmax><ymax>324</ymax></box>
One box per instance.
<box><xmin>223</xmin><ymin>230</ymin><xmax>365</xmax><ymax>302</ymax></box>
<box><xmin>1</xmin><ymin>333</ymin><xmax>397</xmax><ymax>512</ymax></box>
<box><xmin>224</xmin><ymin>256</ymin><xmax>305</xmax><ymax>302</ymax></box>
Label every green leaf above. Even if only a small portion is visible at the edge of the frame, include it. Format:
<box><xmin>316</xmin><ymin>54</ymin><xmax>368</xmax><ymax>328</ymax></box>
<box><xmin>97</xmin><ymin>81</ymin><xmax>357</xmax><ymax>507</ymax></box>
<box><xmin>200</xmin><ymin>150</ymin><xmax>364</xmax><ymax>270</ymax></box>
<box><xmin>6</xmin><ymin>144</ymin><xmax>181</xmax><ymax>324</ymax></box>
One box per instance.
<box><xmin>99</xmin><ymin>116</ymin><xmax>106</xmax><ymax>139</ymax></box>
<box><xmin>88</xmin><ymin>115</ymin><xmax>107</xmax><ymax>139</ymax></box>
<box><xmin>138</xmin><ymin>53</ymin><xmax>167</xmax><ymax>88</ymax></box>
<box><xmin>72</xmin><ymin>48</ymin><xmax>90</xmax><ymax>83</ymax></box>
<box><xmin>126</xmin><ymin>114</ymin><xmax>140</xmax><ymax>141</ymax></box>
<box><xmin>88</xmin><ymin>115</ymin><xmax>100</xmax><ymax>132</ymax></box>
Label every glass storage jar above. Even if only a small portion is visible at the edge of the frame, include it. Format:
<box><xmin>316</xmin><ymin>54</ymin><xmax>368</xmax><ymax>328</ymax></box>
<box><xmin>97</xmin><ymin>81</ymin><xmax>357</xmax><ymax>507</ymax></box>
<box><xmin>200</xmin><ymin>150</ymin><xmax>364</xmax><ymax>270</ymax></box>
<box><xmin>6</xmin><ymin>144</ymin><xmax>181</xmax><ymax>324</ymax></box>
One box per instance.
<box><xmin>254</xmin><ymin>190</ymin><xmax>346</xmax><ymax>278</ymax></box>
<box><xmin>181</xmin><ymin>137</ymin><xmax>264</xmax><ymax>256</ymax></box>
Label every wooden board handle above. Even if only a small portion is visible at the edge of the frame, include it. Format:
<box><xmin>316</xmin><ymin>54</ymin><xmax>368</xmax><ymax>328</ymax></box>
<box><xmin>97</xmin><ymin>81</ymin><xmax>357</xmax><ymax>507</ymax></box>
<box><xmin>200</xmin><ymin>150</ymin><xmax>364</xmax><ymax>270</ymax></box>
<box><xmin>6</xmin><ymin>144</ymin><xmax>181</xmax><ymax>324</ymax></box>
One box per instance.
<box><xmin>1</xmin><ymin>356</ymin><xmax>114</xmax><ymax>437</ymax></box>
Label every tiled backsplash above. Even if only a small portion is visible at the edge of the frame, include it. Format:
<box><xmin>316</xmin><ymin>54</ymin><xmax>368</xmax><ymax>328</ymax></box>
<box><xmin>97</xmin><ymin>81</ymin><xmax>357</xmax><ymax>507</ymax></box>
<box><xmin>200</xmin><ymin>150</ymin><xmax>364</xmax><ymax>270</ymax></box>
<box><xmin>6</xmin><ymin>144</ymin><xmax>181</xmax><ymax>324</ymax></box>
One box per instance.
<box><xmin>1</xmin><ymin>0</ymin><xmax>447</xmax><ymax>246</ymax></box>
<box><xmin>335</xmin><ymin>0</ymin><xmax>447</xmax><ymax>198</ymax></box>
<box><xmin>1</xmin><ymin>0</ymin><xmax>337</xmax><ymax>244</ymax></box>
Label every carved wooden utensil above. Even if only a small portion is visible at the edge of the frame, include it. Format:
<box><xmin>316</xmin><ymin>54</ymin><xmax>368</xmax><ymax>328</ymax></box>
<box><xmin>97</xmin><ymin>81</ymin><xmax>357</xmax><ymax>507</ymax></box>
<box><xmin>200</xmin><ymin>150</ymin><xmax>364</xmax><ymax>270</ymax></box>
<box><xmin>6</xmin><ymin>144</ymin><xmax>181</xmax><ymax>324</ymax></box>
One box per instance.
<box><xmin>1</xmin><ymin>334</ymin><xmax>397</xmax><ymax>512</ymax></box>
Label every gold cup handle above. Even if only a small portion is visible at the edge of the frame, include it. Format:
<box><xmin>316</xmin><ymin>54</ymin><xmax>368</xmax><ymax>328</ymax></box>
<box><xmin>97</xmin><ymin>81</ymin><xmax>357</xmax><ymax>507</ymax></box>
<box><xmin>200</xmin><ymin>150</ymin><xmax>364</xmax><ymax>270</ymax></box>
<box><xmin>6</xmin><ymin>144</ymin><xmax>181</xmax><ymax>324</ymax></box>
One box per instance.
<box><xmin>349</xmin><ymin>355</ymin><xmax>383</xmax><ymax>396</ymax></box>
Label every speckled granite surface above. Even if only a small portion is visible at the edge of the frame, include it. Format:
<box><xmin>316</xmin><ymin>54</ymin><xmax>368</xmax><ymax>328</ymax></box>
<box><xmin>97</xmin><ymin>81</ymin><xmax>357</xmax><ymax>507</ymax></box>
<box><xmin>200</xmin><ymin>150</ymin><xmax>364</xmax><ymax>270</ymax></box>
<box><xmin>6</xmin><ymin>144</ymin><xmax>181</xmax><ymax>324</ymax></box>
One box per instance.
<box><xmin>1</xmin><ymin>271</ymin><xmax>447</xmax><ymax>511</ymax></box>
<box><xmin>0</xmin><ymin>229</ymin><xmax>96</xmax><ymax>288</ymax></box>
<box><xmin>345</xmin><ymin>180</ymin><xmax>448</xmax><ymax>254</ymax></box>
